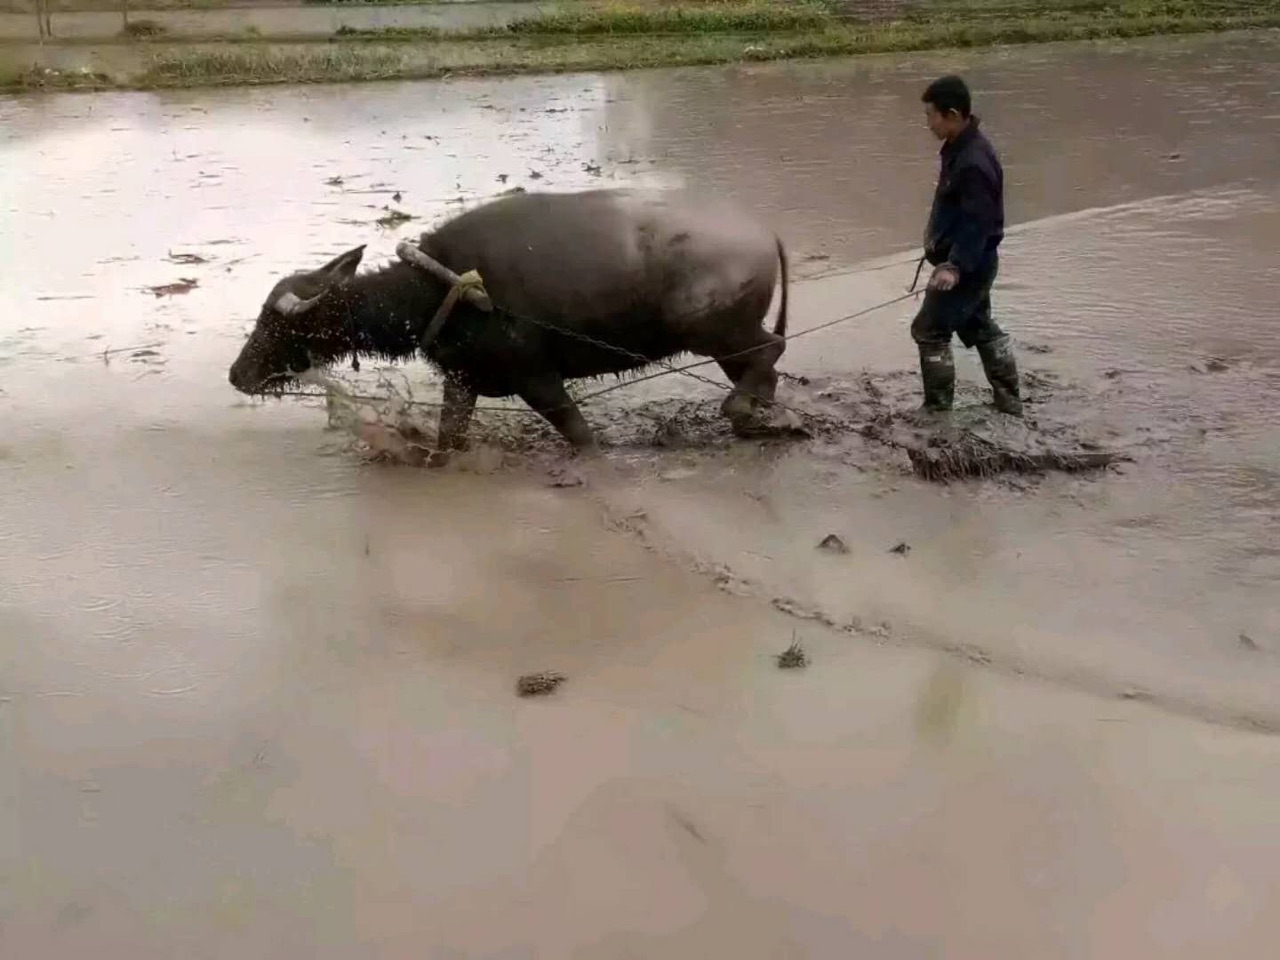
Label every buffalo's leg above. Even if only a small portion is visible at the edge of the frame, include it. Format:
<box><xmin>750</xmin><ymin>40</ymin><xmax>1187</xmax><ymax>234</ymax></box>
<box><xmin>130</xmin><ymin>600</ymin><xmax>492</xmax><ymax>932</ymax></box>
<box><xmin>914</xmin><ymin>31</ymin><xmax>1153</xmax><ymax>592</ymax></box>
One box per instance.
<box><xmin>716</xmin><ymin>355</ymin><xmax>760</xmax><ymax>424</ymax></box>
<box><xmin>717</xmin><ymin>331</ymin><xmax>786</xmax><ymax>431</ymax></box>
<box><xmin>716</xmin><ymin>357</ymin><xmax>749</xmax><ymax>393</ymax></box>
<box><xmin>437</xmin><ymin>372</ymin><xmax>478</xmax><ymax>451</ymax></box>
<box><xmin>516</xmin><ymin>375</ymin><xmax>598</xmax><ymax>452</ymax></box>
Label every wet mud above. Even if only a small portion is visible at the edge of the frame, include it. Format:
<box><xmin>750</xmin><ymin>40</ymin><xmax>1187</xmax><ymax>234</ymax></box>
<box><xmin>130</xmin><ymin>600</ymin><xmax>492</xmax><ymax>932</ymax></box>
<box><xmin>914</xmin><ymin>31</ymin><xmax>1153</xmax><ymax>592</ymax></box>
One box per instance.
<box><xmin>313</xmin><ymin>357</ymin><xmax>1129</xmax><ymax>486</ymax></box>
<box><xmin>4</xmin><ymin>30</ymin><xmax>1280</xmax><ymax>958</ymax></box>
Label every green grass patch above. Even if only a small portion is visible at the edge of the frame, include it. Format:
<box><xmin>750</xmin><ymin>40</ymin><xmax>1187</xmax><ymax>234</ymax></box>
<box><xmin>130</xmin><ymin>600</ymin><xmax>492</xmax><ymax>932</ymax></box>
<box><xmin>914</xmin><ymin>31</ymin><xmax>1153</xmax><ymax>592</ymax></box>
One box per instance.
<box><xmin>497</xmin><ymin>1</ymin><xmax>838</xmax><ymax>35</ymax></box>
<box><xmin>916</xmin><ymin>0</ymin><xmax>1267</xmax><ymax>13</ymax></box>
<box><xmin>138</xmin><ymin>45</ymin><xmax>406</xmax><ymax>85</ymax></box>
<box><xmin>121</xmin><ymin>18</ymin><xmax>169</xmax><ymax>38</ymax></box>
<box><xmin>4</xmin><ymin>0</ymin><xmax>1277</xmax><ymax>93</ymax></box>
<box><xmin>0</xmin><ymin>63</ymin><xmax>115</xmax><ymax>90</ymax></box>
<box><xmin>329</xmin><ymin>1</ymin><xmax>838</xmax><ymax>41</ymax></box>
<box><xmin>909</xmin><ymin>0</ymin><xmax>1275</xmax><ymax>21</ymax></box>
<box><xmin>333</xmin><ymin>23</ymin><xmax>444</xmax><ymax>39</ymax></box>
<box><xmin>325</xmin><ymin>0</ymin><xmax>1274</xmax><ymax>44</ymax></box>
<box><xmin>250</xmin><ymin>13</ymin><xmax>1280</xmax><ymax>82</ymax></box>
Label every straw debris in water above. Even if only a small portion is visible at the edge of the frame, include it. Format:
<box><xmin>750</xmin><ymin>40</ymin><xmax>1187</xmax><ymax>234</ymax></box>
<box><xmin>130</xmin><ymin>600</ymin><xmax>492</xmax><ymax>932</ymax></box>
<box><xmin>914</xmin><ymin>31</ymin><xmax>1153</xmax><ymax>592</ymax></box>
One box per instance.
<box><xmin>776</xmin><ymin>635</ymin><xmax>808</xmax><ymax>670</ymax></box>
<box><xmin>817</xmin><ymin>533</ymin><xmax>849</xmax><ymax>554</ymax></box>
<box><xmin>906</xmin><ymin>429</ymin><xmax>1126</xmax><ymax>483</ymax></box>
<box><xmin>517</xmin><ymin>671</ymin><xmax>566</xmax><ymax>697</ymax></box>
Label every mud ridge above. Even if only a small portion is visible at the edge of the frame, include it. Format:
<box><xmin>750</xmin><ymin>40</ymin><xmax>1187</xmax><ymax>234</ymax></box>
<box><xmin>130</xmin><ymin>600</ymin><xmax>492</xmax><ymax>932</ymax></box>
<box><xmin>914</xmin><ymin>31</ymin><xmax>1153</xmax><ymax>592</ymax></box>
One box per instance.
<box><xmin>594</xmin><ymin>494</ymin><xmax>1280</xmax><ymax>737</ymax></box>
<box><xmin>799</xmin><ymin>369</ymin><xmax>1134</xmax><ymax>483</ymax></box>
<box><xmin>312</xmin><ymin>361</ymin><xmax>1137</xmax><ymax>483</ymax></box>
<box><xmin>902</xmin><ymin>429</ymin><xmax>1128</xmax><ymax>482</ymax></box>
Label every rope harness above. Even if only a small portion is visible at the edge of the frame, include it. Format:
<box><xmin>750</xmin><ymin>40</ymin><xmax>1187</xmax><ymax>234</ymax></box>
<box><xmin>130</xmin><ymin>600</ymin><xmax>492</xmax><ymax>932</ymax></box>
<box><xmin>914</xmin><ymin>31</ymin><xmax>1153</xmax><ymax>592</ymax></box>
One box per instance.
<box><xmin>420</xmin><ymin>269</ymin><xmax>488</xmax><ymax>352</ymax></box>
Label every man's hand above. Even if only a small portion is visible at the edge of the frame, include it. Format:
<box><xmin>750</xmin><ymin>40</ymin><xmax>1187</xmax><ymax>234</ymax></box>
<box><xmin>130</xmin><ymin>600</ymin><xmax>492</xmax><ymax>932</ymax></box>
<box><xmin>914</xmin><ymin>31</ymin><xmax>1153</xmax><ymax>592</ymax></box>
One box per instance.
<box><xmin>928</xmin><ymin>264</ymin><xmax>959</xmax><ymax>292</ymax></box>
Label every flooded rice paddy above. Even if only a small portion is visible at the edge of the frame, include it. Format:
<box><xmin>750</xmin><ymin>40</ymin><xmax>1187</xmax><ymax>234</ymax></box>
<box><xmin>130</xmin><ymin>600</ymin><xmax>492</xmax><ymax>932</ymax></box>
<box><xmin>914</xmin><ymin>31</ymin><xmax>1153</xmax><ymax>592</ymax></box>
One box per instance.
<box><xmin>3</xmin><ymin>30</ymin><xmax>1280</xmax><ymax>957</ymax></box>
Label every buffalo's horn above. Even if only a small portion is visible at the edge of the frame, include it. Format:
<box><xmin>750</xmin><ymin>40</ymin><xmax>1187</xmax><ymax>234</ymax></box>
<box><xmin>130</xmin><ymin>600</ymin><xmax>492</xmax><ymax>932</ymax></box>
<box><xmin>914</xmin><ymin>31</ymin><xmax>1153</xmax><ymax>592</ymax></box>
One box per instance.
<box><xmin>396</xmin><ymin>241</ymin><xmax>493</xmax><ymax>312</ymax></box>
<box><xmin>274</xmin><ymin>290</ymin><xmax>323</xmax><ymax>316</ymax></box>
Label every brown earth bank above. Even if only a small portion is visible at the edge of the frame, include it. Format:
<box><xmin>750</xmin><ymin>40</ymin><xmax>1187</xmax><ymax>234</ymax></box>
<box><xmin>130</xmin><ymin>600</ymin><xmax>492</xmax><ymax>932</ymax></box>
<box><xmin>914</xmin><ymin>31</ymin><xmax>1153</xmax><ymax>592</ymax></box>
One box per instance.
<box><xmin>5</xmin><ymin>1</ymin><xmax>1280</xmax><ymax>93</ymax></box>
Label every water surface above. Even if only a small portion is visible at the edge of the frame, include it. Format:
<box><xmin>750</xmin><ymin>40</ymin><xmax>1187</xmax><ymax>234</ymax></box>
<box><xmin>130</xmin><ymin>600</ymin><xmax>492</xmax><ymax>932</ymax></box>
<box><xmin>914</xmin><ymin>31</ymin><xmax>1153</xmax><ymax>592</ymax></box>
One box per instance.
<box><xmin>4</xmin><ymin>30</ymin><xmax>1280</xmax><ymax>957</ymax></box>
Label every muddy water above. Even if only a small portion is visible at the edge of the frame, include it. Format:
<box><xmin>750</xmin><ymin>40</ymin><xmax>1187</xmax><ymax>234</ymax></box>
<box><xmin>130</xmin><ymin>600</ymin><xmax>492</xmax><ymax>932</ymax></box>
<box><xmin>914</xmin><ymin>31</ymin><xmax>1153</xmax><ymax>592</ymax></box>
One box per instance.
<box><xmin>591</xmin><ymin>32</ymin><xmax>1280</xmax><ymax>724</ymax></box>
<box><xmin>4</xmin><ymin>31</ymin><xmax>1280</xmax><ymax>957</ymax></box>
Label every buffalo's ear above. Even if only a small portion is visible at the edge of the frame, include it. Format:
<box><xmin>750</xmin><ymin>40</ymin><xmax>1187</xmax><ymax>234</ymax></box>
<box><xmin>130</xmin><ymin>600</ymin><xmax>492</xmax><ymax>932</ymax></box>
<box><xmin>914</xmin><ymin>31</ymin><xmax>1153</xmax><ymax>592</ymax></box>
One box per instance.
<box><xmin>316</xmin><ymin>244</ymin><xmax>366</xmax><ymax>285</ymax></box>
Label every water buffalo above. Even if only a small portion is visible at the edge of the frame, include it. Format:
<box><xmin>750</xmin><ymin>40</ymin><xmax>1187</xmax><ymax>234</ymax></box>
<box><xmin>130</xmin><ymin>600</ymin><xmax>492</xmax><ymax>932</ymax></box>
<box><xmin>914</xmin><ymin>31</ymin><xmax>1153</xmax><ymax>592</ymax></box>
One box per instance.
<box><xmin>228</xmin><ymin>187</ymin><xmax>790</xmax><ymax>453</ymax></box>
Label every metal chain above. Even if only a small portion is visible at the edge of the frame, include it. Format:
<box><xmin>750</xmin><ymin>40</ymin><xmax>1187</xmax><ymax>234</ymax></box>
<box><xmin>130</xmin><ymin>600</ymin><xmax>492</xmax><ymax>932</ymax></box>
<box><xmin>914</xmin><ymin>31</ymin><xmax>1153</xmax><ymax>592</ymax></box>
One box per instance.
<box><xmin>490</xmin><ymin>304</ymin><xmax>750</xmax><ymax>398</ymax></box>
<box><xmin>486</xmin><ymin>291</ymin><xmax>920</xmax><ymax>431</ymax></box>
<box><xmin>576</xmin><ymin>289</ymin><xmax>920</xmax><ymax>400</ymax></box>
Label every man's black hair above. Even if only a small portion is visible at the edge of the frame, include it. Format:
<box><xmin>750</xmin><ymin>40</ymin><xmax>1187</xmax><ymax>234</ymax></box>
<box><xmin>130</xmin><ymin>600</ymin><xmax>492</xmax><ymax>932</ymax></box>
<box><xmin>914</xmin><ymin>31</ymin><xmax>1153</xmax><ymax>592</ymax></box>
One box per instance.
<box><xmin>922</xmin><ymin>75</ymin><xmax>972</xmax><ymax>118</ymax></box>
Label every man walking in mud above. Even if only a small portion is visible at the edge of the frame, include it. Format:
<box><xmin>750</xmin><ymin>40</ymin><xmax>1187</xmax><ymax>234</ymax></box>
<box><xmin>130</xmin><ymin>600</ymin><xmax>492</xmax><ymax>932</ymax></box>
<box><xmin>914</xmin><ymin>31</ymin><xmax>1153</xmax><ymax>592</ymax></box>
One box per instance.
<box><xmin>912</xmin><ymin>75</ymin><xmax>1023</xmax><ymax>416</ymax></box>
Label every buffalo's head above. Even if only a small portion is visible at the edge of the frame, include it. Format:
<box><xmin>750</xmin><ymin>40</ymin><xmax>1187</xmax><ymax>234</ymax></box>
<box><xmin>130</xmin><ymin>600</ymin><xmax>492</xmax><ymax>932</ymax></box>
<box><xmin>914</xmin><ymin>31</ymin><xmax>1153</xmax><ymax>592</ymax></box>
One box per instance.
<box><xmin>228</xmin><ymin>245</ymin><xmax>366</xmax><ymax>394</ymax></box>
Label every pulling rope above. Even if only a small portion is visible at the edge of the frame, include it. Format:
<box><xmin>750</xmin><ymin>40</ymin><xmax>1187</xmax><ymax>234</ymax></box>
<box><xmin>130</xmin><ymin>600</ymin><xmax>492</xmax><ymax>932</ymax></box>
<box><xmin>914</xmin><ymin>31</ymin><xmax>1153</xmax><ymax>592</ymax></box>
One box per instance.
<box><xmin>565</xmin><ymin>289</ymin><xmax>920</xmax><ymax>407</ymax></box>
<box><xmin>420</xmin><ymin>269</ymin><xmax>487</xmax><ymax>352</ymax></box>
<box><xmin>908</xmin><ymin>255</ymin><xmax>929</xmax><ymax>294</ymax></box>
<box><xmin>350</xmin><ymin>262</ymin><xmax>486</xmax><ymax>373</ymax></box>
<box><xmin>403</xmin><ymin>248</ymin><xmax>924</xmax><ymax>404</ymax></box>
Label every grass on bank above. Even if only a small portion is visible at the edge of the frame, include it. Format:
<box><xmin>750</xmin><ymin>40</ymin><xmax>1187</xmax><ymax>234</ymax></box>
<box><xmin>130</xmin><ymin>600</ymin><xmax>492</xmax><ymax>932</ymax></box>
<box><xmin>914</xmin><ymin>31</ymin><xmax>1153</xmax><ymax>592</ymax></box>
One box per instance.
<box><xmin>495</xmin><ymin>1</ymin><xmax>839</xmax><ymax>34</ymax></box>
<box><xmin>137</xmin><ymin>45</ymin><xmax>406</xmax><ymax>83</ymax></box>
<box><xmin>3</xmin><ymin>0</ymin><xmax>1279</xmax><ymax>91</ymax></box>
<box><xmin>121</xmin><ymin>18</ymin><xmax>169</xmax><ymax>38</ymax></box>
<box><xmin>327</xmin><ymin>1</ymin><xmax>839</xmax><ymax>42</ymax></box>
<box><xmin>140</xmin><ymin>12</ymin><xmax>1280</xmax><ymax>87</ymax></box>
<box><xmin>0</xmin><ymin>63</ymin><xmax>114</xmax><ymax>88</ymax></box>
<box><xmin>334</xmin><ymin>0</ymin><xmax>1279</xmax><ymax>39</ymax></box>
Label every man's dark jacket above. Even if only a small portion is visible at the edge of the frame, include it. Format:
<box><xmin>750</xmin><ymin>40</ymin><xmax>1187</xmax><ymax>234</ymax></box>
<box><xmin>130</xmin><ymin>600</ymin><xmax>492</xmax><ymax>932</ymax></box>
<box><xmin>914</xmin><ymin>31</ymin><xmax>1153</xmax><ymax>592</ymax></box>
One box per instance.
<box><xmin>923</xmin><ymin>117</ymin><xmax>1004</xmax><ymax>278</ymax></box>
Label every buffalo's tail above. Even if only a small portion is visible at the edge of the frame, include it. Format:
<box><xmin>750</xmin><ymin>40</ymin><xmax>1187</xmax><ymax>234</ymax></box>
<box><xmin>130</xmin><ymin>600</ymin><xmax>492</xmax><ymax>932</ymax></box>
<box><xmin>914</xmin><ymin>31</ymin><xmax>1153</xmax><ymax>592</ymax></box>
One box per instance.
<box><xmin>773</xmin><ymin>235</ymin><xmax>789</xmax><ymax>339</ymax></box>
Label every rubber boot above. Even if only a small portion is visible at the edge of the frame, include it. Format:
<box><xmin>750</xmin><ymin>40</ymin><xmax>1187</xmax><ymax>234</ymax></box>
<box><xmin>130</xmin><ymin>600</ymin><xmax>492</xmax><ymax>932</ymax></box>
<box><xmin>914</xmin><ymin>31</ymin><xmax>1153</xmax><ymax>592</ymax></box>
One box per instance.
<box><xmin>977</xmin><ymin>334</ymin><xmax>1023</xmax><ymax>416</ymax></box>
<box><xmin>917</xmin><ymin>342</ymin><xmax>955</xmax><ymax>412</ymax></box>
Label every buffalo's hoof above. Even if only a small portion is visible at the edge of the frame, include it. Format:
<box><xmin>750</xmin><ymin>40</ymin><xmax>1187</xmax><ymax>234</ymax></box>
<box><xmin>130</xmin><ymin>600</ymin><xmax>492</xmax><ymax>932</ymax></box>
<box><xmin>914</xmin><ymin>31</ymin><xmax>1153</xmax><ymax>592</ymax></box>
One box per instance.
<box><xmin>731</xmin><ymin>418</ymin><xmax>773</xmax><ymax>439</ymax></box>
<box><xmin>721</xmin><ymin>395</ymin><xmax>757</xmax><ymax>424</ymax></box>
<box><xmin>730</xmin><ymin>408</ymin><xmax>811</xmax><ymax>440</ymax></box>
